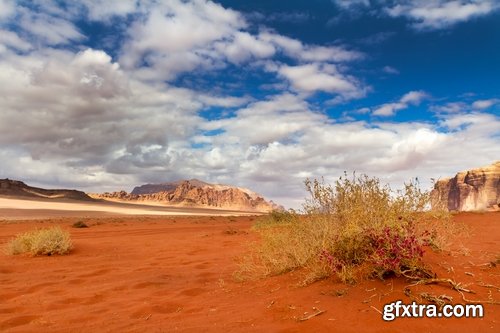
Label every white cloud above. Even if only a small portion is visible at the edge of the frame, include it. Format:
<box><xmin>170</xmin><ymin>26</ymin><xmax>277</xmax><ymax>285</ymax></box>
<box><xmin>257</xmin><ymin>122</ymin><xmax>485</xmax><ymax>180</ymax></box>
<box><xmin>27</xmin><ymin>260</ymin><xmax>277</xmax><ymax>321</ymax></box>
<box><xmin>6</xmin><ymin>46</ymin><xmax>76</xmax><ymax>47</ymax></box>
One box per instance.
<box><xmin>196</xmin><ymin>93</ymin><xmax>499</xmax><ymax>207</ymax></box>
<box><xmin>383</xmin><ymin>65</ymin><xmax>400</xmax><ymax>74</ymax></box>
<box><xmin>431</xmin><ymin>98</ymin><xmax>499</xmax><ymax>114</ymax></box>
<box><xmin>0</xmin><ymin>0</ymin><xmax>14</xmax><ymax>20</ymax></box>
<box><xmin>260</xmin><ymin>31</ymin><xmax>363</xmax><ymax>62</ymax></box>
<box><xmin>215</xmin><ymin>31</ymin><xmax>276</xmax><ymax>64</ymax></box>
<box><xmin>79</xmin><ymin>0</ymin><xmax>140</xmax><ymax>21</ymax></box>
<box><xmin>0</xmin><ymin>30</ymin><xmax>32</xmax><ymax>52</ymax></box>
<box><xmin>386</xmin><ymin>0</ymin><xmax>500</xmax><ymax>30</ymax></box>
<box><xmin>472</xmin><ymin>98</ymin><xmax>499</xmax><ymax>110</ymax></box>
<box><xmin>119</xmin><ymin>0</ymin><xmax>244</xmax><ymax>77</ymax></box>
<box><xmin>278</xmin><ymin>63</ymin><xmax>362</xmax><ymax>96</ymax></box>
<box><xmin>333</xmin><ymin>0</ymin><xmax>371</xmax><ymax>9</ymax></box>
<box><xmin>116</xmin><ymin>1</ymin><xmax>363</xmax><ymax>89</ymax></box>
<box><xmin>431</xmin><ymin>101</ymin><xmax>467</xmax><ymax>113</ymax></box>
<box><xmin>373</xmin><ymin>90</ymin><xmax>428</xmax><ymax>116</ymax></box>
<box><xmin>18</xmin><ymin>9</ymin><xmax>85</xmax><ymax>45</ymax></box>
<box><xmin>400</xmin><ymin>90</ymin><xmax>428</xmax><ymax>104</ymax></box>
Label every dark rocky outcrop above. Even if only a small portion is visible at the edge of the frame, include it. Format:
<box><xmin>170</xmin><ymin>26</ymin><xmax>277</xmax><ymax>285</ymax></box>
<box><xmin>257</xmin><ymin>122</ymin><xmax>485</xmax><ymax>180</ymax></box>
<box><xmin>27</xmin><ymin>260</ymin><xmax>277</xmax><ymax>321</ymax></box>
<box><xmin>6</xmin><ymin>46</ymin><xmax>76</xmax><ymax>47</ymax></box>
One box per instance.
<box><xmin>0</xmin><ymin>179</ymin><xmax>93</xmax><ymax>201</ymax></box>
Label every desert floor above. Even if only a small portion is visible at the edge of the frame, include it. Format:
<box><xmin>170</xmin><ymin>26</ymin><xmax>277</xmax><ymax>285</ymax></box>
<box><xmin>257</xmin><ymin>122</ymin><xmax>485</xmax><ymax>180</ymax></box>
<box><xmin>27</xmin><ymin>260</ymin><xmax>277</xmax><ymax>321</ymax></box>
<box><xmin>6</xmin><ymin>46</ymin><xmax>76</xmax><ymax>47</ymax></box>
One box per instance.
<box><xmin>0</xmin><ymin>212</ymin><xmax>498</xmax><ymax>332</ymax></box>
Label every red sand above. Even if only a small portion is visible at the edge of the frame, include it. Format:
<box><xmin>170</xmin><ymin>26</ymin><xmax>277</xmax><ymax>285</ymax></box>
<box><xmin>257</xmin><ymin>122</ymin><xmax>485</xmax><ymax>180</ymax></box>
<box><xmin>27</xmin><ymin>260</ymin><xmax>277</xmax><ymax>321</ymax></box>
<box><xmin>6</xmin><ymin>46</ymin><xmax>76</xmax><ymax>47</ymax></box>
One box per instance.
<box><xmin>0</xmin><ymin>212</ymin><xmax>498</xmax><ymax>332</ymax></box>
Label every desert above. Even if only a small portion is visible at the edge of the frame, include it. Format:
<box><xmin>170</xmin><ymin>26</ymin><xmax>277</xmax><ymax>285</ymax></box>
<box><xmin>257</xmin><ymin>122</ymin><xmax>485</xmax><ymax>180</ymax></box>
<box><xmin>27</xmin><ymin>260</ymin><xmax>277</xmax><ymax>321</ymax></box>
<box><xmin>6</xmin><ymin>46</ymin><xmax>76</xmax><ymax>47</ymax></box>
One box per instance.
<box><xmin>0</xmin><ymin>211</ymin><xmax>499</xmax><ymax>332</ymax></box>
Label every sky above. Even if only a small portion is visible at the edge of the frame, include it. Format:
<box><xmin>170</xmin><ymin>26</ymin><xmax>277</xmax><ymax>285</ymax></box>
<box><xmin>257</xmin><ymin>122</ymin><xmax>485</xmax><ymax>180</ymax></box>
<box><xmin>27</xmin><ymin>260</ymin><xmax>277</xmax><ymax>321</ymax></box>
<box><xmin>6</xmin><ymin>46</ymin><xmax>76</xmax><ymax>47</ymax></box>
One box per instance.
<box><xmin>0</xmin><ymin>0</ymin><xmax>499</xmax><ymax>209</ymax></box>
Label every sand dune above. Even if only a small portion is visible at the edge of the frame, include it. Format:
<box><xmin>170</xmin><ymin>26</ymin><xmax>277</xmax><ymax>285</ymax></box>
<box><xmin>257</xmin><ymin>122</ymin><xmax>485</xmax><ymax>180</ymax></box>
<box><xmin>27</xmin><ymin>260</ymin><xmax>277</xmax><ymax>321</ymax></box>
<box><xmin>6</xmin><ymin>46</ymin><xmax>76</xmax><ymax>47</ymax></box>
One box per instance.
<box><xmin>0</xmin><ymin>197</ymin><xmax>260</xmax><ymax>220</ymax></box>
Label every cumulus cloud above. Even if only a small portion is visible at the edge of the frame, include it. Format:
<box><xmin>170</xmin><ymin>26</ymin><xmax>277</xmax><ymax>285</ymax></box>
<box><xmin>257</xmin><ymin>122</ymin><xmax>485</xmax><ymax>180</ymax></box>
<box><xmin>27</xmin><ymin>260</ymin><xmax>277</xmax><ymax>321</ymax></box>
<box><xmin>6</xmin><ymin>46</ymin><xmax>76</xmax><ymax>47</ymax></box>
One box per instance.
<box><xmin>373</xmin><ymin>90</ymin><xmax>428</xmax><ymax>116</ymax></box>
<box><xmin>0</xmin><ymin>0</ymin><xmax>499</xmax><ymax>209</ymax></box>
<box><xmin>277</xmin><ymin>63</ymin><xmax>362</xmax><ymax>96</ymax></box>
<box><xmin>386</xmin><ymin>0</ymin><xmax>500</xmax><ymax>30</ymax></box>
<box><xmin>196</xmin><ymin>93</ymin><xmax>499</xmax><ymax>207</ymax></box>
<box><xmin>119</xmin><ymin>0</ymin><xmax>245</xmax><ymax>78</ymax></box>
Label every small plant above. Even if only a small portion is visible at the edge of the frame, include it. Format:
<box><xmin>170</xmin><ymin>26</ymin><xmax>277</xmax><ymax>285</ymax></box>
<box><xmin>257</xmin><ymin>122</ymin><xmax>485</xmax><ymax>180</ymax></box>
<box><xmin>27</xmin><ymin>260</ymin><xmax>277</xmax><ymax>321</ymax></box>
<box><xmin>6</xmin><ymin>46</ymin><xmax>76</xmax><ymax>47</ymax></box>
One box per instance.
<box><xmin>72</xmin><ymin>220</ymin><xmax>89</xmax><ymax>228</ymax></box>
<box><xmin>6</xmin><ymin>226</ymin><xmax>73</xmax><ymax>256</ymax></box>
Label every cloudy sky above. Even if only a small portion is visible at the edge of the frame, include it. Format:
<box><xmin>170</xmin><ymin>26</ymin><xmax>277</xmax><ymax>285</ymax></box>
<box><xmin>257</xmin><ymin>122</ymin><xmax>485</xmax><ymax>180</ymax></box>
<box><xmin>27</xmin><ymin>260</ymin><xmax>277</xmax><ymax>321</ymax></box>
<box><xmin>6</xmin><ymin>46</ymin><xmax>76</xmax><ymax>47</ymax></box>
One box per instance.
<box><xmin>0</xmin><ymin>0</ymin><xmax>499</xmax><ymax>208</ymax></box>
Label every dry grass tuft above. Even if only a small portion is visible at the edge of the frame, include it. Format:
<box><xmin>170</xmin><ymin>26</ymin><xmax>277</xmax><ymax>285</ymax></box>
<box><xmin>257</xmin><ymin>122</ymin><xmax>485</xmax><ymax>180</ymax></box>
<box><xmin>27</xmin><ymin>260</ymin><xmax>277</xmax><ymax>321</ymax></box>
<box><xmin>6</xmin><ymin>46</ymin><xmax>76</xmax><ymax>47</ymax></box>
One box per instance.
<box><xmin>6</xmin><ymin>226</ymin><xmax>73</xmax><ymax>256</ymax></box>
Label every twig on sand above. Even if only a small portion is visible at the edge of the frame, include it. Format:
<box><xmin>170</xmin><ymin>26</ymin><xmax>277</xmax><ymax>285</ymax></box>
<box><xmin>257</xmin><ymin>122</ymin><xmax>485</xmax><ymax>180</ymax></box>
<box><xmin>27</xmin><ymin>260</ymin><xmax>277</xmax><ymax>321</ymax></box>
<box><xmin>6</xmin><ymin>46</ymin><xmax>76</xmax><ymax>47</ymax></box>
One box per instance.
<box><xmin>457</xmin><ymin>290</ymin><xmax>500</xmax><ymax>305</ymax></box>
<box><xmin>419</xmin><ymin>292</ymin><xmax>453</xmax><ymax>310</ymax></box>
<box><xmin>478</xmin><ymin>283</ymin><xmax>500</xmax><ymax>291</ymax></box>
<box><xmin>298</xmin><ymin>308</ymin><xmax>326</xmax><ymax>321</ymax></box>
<box><xmin>405</xmin><ymin>278</ymin><xmax>500</xmax><ymax>305</ymax></box>
<box><xmin>145</xmin><ymin>314</ymin><xmax>152</xmax><ymax>320</ymax></box>
<box><xmin>405</xmin><ymin>278</ymin><xmax>475</xmax><ymax>294</ymax></box>
<box><xmin>469</xmin><ymin>260</ymin><xmax>498</xmax><ymax>268</ymax></box>
<box><xmin>370</xmin><ymin>306</ymin><xmax>382</xmax><ymax>315</ymax></box>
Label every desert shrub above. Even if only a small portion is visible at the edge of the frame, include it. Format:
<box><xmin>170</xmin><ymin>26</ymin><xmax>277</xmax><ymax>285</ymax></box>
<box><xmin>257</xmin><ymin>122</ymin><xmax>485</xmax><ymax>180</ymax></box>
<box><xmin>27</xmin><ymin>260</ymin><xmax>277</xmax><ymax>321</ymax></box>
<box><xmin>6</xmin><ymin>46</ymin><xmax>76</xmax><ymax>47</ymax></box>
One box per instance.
<box><xmin>242</xmin><ymin>173</ymin><xmax>450</xmax><ymax>284</ymax></box>
<box><xmin>253</xmin><ymin>209</ymin><xmax>298</xmax><ymax>229</ymax></box>
<box><xmin>6</xmin><ymin>226</ymin><xmax>73</xmax><ymax>256</ymax></box>
<box><xmin>72</xmin><ymin>220</ymin><xmax>89</xmax><ymax>228</ymax></box>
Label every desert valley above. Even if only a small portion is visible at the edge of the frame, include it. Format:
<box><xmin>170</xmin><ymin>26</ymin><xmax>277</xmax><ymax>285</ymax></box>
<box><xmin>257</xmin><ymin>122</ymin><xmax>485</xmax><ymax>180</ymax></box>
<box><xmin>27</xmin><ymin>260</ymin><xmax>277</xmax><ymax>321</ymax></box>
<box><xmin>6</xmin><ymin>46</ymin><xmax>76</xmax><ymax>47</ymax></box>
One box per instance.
<box><xmin>1</xmin><ymin>162</ymin><xmax>499</xmax><ymax>332</ymax></box>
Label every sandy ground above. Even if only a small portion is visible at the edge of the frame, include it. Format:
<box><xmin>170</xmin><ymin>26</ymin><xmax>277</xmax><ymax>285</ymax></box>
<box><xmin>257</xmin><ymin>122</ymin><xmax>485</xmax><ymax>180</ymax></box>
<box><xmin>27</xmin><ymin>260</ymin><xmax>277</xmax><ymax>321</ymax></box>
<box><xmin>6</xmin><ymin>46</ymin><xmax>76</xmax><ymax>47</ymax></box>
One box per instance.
<box><xmin>0</xmin><ymin>212</ymin><xmax>498</xmax><ymax>332</ymax></box>
<box><xmin>0</xmin><ymin>197</ymin><xmax>259</xmax><ymax>219</ymax></box>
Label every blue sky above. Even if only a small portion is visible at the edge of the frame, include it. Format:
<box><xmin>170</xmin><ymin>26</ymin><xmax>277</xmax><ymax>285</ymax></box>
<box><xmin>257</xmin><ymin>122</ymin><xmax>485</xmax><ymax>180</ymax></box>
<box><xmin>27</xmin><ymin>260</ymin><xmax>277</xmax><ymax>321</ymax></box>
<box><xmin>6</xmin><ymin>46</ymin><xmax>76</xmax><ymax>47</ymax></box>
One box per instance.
<box><xmin>0</xmin><ymin>0</ymin><xmax>499</xmax><ymax>208</ymax></box>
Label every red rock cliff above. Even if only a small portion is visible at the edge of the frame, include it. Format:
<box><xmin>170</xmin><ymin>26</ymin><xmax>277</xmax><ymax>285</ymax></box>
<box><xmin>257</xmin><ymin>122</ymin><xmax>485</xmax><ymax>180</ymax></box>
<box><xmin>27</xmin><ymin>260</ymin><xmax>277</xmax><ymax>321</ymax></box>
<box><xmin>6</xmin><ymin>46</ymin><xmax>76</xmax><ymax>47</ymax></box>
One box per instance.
<box><xmin>92</xmin><ymin>179</ymin><xmax>282</xmax><ymax>212</ymax></box>
<box><xmin>431</xmin><ymin>161</ymin><xmax>500</xmax><ymax>211</ymax></box>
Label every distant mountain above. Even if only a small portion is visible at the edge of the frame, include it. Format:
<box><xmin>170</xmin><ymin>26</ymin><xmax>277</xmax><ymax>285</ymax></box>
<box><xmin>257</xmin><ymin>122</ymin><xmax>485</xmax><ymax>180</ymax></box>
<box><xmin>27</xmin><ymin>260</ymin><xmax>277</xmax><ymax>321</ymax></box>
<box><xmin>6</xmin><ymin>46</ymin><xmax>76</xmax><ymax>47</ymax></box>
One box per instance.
<box><xmin>431</xmin><ymin>161</ymin><xmax>500</xmax><ymax>211</ymax></box>
<box><xmin>131</xmin><ymin>179</ymin><xmax>210</xmax><ymax>195</ymax></box>
<box><xmin>93</xmin><ymin>179</ymin><xmax>282</xmax><ymax>212</ymax></box>
<box><xmin>0</xmin><ymin>179</ymin><xmax>93</xmax><ymax>201</ymax></box>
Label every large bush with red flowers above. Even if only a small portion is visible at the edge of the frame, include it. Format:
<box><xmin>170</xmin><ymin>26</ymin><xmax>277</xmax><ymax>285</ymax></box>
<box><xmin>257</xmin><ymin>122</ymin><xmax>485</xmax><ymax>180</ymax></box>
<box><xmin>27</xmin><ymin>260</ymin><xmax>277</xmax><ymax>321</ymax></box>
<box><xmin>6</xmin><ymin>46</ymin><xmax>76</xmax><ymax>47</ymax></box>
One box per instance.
<box><xmin>245</xmin><ymin>173</ymin><xmax>450</xmax><ymax>284</ymax></box>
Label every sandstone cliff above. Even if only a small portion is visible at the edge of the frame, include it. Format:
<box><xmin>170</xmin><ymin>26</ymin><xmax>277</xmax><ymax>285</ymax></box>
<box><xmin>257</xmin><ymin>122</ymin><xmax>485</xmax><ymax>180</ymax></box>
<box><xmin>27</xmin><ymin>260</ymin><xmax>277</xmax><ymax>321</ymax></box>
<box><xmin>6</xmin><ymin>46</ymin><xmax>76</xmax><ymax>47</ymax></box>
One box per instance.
<box><xmin>431</xmin><ymin>161</ymin><xmax>500</xmax><ymax>211</ymax></box>
<box><xmin>0</xmin><ymin>179</ymin><xmax>93</xmax><ymax>201</ymax></box>
<box><xmin>92</xmin><ymin>179</ymin><xmax>282</xmax><ymax>212</ymax></box>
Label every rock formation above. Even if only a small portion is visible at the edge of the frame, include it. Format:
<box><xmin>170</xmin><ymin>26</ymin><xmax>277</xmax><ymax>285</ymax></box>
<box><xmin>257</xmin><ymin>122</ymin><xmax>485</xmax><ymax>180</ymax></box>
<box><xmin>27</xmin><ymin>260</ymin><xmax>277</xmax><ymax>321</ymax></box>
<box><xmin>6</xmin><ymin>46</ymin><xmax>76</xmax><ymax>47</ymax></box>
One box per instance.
<box><xmin>92</xmin><ymin>179</ymin><xmax>282</xmax><ymax>212</ymax></box>
<box><xmin>0</xmin><ymin>179</ymin><xmax>93</xmax><ymax>201</ymax></box>
<box><xmin>431</xmin><ymin>161</ymin><xmax>500</xmax><ymax>211</ymax></box>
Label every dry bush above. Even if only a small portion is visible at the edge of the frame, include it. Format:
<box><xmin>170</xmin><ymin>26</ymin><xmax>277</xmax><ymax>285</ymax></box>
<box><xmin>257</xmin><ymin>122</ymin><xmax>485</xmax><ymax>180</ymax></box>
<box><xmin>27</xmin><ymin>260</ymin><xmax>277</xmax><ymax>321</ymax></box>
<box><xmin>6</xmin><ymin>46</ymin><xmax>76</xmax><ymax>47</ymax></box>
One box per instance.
<box><xmin>240</xmin><ymin>173</ymin><xmax>452</xmax><ymax>284</ymax></box>
<box><xmin>6</xmin><ymin>226</ymin><xmax>73</xmax><ymax>256</ymax></box>
<box><xmin>72</xmin><ymin>220</ymin><xmax>89</xmax><ymax>228</ymax></box>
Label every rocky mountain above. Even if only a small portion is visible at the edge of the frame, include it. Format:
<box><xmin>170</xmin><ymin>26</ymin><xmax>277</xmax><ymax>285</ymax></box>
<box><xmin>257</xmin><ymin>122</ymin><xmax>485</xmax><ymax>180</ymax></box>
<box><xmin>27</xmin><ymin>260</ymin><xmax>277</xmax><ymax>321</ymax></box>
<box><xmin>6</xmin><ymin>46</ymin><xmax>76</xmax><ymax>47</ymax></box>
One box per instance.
<box><xmin>0</xmin><ymin>179</ymin><xmax>93</xmax><ymax>201</ymax></box>
<box><xmin>431</xmin><ymin>161</ymin><xmax>500</xmax><ymax>211</ymax></box>
<box><xmin>131</xmin><ymin>179</ymin><xmax>210</xmax><ymax>195</ymax></box>
<box><xmin>92</xmin><ymin>179</ymin><xmax>282</xmax><ymax>212</ymax></box>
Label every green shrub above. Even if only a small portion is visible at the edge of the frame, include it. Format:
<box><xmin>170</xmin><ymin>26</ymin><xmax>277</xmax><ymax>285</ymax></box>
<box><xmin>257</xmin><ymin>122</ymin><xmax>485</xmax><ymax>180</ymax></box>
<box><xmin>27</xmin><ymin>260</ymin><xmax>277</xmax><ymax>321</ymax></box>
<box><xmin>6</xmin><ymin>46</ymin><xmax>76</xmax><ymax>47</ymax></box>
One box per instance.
<box><xmin>6</xmin><ymin>226</ymin><xmax>73</xmax><ymax>256</ymax></box>
<box><xmin>241</xmin><ymin>173</ymin><xmax>450</xmax><ymax>284</ymax></box>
